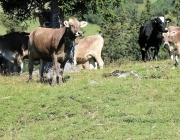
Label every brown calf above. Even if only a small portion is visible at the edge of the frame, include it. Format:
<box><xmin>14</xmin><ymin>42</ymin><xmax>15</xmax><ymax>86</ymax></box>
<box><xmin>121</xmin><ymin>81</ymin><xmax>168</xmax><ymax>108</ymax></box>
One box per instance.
<box><xmin>74</xmin><ymin>35</ymin><xmax>104</xmax><ymax>70</ymax></box>
<box><xmin>162</xmin><ymin>26</ymin><xmax>180</xmax><ymax>66</ymax></box>
<box><xmin>28</xmin><ymin>17</ymin><xmax>87</xmax><ymax>85</ymax></box>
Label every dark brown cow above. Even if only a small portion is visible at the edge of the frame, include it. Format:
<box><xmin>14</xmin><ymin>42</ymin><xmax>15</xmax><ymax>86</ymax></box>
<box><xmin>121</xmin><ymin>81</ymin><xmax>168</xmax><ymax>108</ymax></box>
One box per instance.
<box><xmin>28</xmin><ymin>17</ymin><xmax>88</xmax><ymax>85</ymax></box>
<box><xmin>0</xmin><ymin>32</ymin><xmax>29</xmax><ymax>73</ymax></box>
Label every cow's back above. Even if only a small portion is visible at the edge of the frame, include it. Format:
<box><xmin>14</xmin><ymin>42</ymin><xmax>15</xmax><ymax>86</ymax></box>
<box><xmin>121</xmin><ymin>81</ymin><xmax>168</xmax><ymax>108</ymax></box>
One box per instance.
<box><xmin>75</xmin><ymin>35</ymin><xmax>104</xmax><ymax>58</ymax></box>
<box><xmin>0</xmin><ymin>32</ymin><xmax>29</xmax><ymax>55</ymax></box>
<box><xmin>29</xmin><ymin>27</ymin><xmax>66</xmax><ymax>60</ymax></box>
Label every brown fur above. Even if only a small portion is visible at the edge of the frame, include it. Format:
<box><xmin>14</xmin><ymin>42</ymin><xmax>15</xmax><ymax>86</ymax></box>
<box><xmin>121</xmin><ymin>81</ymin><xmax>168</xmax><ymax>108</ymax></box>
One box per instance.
<box><xmin>163</xmin><ymin>26</ymin><xmax>180</xmax><ymax>65</ymax></box>
<box><xmin>74</xmin><ymin>35</ymin><xmax>104</xmax><ymax>70</ymax></box>
<box><xmin>28</xmin><ymin>17</ymin><xmax>87</xmax><ymax>85</ymax></box>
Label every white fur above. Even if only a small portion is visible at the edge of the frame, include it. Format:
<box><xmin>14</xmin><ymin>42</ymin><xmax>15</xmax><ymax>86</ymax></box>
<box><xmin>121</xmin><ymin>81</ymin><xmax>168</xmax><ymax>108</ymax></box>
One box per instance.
<box><xmin>159</xmin><ymin>16</ymin><xmax>165</xmax><ymax>23</ymax></box>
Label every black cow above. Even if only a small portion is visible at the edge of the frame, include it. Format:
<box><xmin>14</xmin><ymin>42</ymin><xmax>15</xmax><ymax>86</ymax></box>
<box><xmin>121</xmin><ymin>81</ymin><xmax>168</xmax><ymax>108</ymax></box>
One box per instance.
<box><xmin>0</xmin><ymin>32</ymin><xmax>30</xmax><ymax>74</ymax></box>
<box><xmin>138</xmin><ymin>15</ymin><xmax>171</xmax><ymax>61</ymax></box>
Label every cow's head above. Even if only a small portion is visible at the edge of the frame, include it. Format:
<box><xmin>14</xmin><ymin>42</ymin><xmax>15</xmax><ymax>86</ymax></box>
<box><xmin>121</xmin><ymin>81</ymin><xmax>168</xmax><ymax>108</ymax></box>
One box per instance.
<box><xmin>32</xmin><ymin>9</ymin><xmax>51</xmax><ymax>27</ymax></box>
<box><xmin>154</xmin><ymin>16</ymin><xmax>171</xmax><ymax>33</ymax></box>
<box><xmin>64</xmin><ymin>17</ymin><xmax>88</xmax><ymax>37</ymax></box>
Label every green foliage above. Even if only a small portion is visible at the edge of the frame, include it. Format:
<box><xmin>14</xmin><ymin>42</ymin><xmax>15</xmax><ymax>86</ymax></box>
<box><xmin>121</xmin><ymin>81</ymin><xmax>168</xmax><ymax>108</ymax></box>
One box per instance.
<box><xmin>172</xmin><ymin>0</ymin><xmax>180</xmax><ymax>26</ymax></box>
<box><xmin>101</xmin><ymin>1</ymin><xmax>141</xmax><ymax>64</ymax></box>
<box><xmin>0</xmin><ymin>12</ymin><xmax>28</xmax><ymax>33</ymax></box>
<box><xmin>150</xmin><ymin>0</ymin><xmax>174</xmax><ymax>16</ymax></box>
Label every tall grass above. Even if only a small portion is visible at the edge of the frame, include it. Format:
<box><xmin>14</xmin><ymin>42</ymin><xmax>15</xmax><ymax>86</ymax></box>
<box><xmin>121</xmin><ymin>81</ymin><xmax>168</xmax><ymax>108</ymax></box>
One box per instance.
<box><xmin>1</xmin><ymin>60</ymin><xmax>180</xmax><ymax>139</ymax></box>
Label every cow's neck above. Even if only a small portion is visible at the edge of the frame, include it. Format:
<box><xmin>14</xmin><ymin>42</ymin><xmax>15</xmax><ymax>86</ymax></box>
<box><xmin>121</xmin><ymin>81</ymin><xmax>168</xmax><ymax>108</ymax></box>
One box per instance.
<box><xmin>65</xmin><ymin>28</ymin><xmax>76</xmax><ymax>41</ymax></box>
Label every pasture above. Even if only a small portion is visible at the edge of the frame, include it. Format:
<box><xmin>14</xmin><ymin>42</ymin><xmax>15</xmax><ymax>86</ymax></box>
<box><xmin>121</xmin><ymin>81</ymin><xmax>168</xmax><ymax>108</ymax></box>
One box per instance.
<box><xmin>1</xmin><ymin>60</ymin><xmax>180</xmax><ymax>139</ymax></box>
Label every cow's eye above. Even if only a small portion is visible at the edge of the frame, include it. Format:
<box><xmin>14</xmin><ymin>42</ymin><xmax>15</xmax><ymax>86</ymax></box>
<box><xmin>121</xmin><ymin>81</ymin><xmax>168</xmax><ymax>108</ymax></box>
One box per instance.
<box><xmin>70</xmin><ymin>25</ymin><xmax>75</xmax><ymax>28</ymax></box>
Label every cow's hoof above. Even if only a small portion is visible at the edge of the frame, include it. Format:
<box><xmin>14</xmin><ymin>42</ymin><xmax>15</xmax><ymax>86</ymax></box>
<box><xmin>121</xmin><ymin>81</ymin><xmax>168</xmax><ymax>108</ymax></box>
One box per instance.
<box><xmin>57</xmin><ymin>79</ymin><xmax>64</xmax><ymax>84</ymax></box>
<box><xmin>40</xmin><ymin>77</ymin><xmax>44</xmax><ymax>83</ymax></box>
<box><xmin>27</xmin><ymin>78</ymin><xmax>32</xmax><ymax>82</ymax></box>
<box><xmin>51</xmin><ymin>82</ymin><xmax>56</xmax><ymax>86</ymax></box>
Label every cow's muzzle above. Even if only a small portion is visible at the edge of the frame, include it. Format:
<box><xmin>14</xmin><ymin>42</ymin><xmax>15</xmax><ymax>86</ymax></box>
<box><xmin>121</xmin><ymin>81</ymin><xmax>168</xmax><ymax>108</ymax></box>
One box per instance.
<box><xmin>161</xmin><ymin>28</ymin><xmax>168</xmax><ymax>33</ymax></box>
<box><xmin>75</xmin><ymin>31</ymin><xmax>83</xmax><ymax>36</ymax></box>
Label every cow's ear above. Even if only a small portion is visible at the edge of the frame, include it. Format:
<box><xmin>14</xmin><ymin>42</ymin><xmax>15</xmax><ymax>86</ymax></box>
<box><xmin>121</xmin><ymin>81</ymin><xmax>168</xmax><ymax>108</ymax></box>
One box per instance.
<box><xmin>166</xmin><ymin>18</ymin><xmax>172</xmax><ymax>23</ymax></box>
<box><xmin>64</xmin><ymin>21</ymin><xmax>69</xmax><ymax>27</ymax></box>
<box><xmin>80</xmin><ymin>21</ymin><xmax>88</xmax><ymax>28</ymax></box>
<box><xmin>153</xmin><ymin>17</ymin><xmax>157</xmax><ymax>23</ymax></box>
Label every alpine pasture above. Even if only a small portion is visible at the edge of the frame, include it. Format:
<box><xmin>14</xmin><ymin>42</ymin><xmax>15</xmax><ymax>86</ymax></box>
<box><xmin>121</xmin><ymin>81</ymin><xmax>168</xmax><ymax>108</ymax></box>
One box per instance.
<box><xmin>1</xmin><ymin>0</ymin><xmax>180</xmax><ymax>138</ymax></box>
<box><xmin>1</xmin><ymin>59</ymin><xmax>180</xmax><ymax>139</ymax></box>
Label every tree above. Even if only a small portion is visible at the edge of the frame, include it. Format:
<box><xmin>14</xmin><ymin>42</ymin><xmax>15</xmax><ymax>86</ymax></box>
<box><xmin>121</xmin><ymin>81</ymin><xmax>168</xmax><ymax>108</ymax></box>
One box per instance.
<box><xmin>172</xmin><ymin>0</ymin><xmax>180</xmax><ymax>26</ymax></box>
<box><xmin>139</xmin><ymin>0</ymin><xmax>152</xmax><ymax>26</ymax></box>
<box><xmin>101</xmin><ymin>1</ymin><xmax>140</xmax><ymax>64</ymax></box>
<box><xmin>0</xmin><ymin>12</ymin><xmax>28</xmax><ymax>33</ymax></box>
<box><xmin>0</xmin><ymin>0</ymin><xmax>122</xmax><ymax>28</ymax></box>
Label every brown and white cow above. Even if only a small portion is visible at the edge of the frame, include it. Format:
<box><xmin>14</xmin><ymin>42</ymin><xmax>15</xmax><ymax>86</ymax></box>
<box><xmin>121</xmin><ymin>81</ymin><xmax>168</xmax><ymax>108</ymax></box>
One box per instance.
<box><xmin>0</xmin><ymin>32</ymin><xmax>29</xmax><ymax>73</ymax></box>
<box><xmin>74</xmin><ymin>35</ymin><xmax>104</xmax><ymax>70</ymax></box>
<box><xmin>162</xmin><ymin>26</ymin><xmax>180</xmax><ymax>60</ymax></box>
<box><xmin>162</xmin><ymin>26</ymin><xmax>180</xmax><ymax>66</ymax></box>
<box><xmin>28</xmin><ymin>17</ymin><xmax>87</xmax><ymax>85</ymax></box>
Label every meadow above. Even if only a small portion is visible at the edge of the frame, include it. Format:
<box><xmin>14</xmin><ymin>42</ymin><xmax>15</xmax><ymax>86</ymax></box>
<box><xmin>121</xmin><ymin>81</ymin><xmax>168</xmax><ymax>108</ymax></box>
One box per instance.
<box><xmin>1</xmin><ymin>0</ymin><xmax>180</xmax><ymax>139</ymax></box>
<box><xmin>1</xmin><ymin>59</ymin><xmax>180</xmax><ymax>139</ymax></box>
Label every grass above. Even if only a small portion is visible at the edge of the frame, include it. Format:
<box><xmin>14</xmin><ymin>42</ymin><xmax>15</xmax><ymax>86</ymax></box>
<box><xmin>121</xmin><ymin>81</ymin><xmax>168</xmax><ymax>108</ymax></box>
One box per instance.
<box><xmin>1</xmin><ymin>59</ymin><xmax>180</xmax><ymax>139</ymax></box>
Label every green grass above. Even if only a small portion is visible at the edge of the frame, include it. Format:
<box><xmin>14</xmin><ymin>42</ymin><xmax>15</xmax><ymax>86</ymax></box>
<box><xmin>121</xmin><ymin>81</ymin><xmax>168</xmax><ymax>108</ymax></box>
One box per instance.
<box><xmin>1</xmin><ymin>60</ymin><xmax>180</xmax><ymax>139</ymax></box>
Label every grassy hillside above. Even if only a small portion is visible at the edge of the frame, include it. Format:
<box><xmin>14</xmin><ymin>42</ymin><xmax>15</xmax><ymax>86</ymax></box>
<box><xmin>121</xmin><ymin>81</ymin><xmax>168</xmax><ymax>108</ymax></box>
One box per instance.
<box><xmin>1</xmin><ymin>60</ymin><xmax>180</xmax><ymax>139</ymax></box>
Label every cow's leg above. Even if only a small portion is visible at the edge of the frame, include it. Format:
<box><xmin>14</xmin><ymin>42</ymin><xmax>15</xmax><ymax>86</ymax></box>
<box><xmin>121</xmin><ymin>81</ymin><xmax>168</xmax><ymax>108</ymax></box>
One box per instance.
<box><xmin>28</xmin><ymin>49</ymin><xmax>34</xmax><ymax>81</ymax></box>
<box><xmin>93</xmin><ymin>55</ymin><xmax>104</xmax><ymax>69</ymax></box>
<box><xmin>141</xmin><ymin>49</ymin><xmax>146</xmax><ymax>62</ymax></box>
<box><xmin>76</xmin><ymin>63</ymin><xmax>83</xmax><ymax>70</ymax></box>
<box><xmin>152</xmin><ymin>47</ymin><xmax>157</xmax><ymax>61</ymax></box>
<box><xmin>175</xmin><ymin>44</ymin><xmax>180</xmax><ymax>66</ymax></box>
<box><xmin>153</xmin><ymin>39</ymin><xmax>161</xmax><ymax>60</ymax></box>
<box><xmin>146</xmin><ymin>49</ymin><xmax>151</xmax><ymax>61</ymax></box>
<box><xmin>39</xmin><ymin>59</ymin><xmax>46</xmax><ymax>82</ymax></box>
<box><xmin>16</xmin><ymin>55</ymin><xmax>24</xmax><ymax>73</ymax></box>
<box><xmin>13</xmin><ymin>63</ymin><xmax>20</xmax><ymax>75</ymax></box>
<box><xmin>58</xmin><ymin>61</ymin><xmax>66</xmax><ymax>84</ymax></box>
<box><xmin>88</xmin><ymin>58</ymin><xmax>96</xmax><ymax>69</ymax></box>
<box><xmin>51</xmin><ymin>54</ymin><xmax>58</xmax><ymax>86</ymax></box>
<box><xmin>83</xmin><ymin>60</ymin><xmax>90</xmax><ymax>69</ymax></box>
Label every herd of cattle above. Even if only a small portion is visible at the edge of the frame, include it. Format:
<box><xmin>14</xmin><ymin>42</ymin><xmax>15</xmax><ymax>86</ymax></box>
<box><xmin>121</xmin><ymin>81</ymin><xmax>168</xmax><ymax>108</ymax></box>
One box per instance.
<box><xmin>0</xmin><ymin>17</ymin><xmax>104</xmax><ymax>85</ymax></box>
<box><xmin>0</xmin><ymin>14</ymin><xmax>180</xmax><ymax>85</ymax></box>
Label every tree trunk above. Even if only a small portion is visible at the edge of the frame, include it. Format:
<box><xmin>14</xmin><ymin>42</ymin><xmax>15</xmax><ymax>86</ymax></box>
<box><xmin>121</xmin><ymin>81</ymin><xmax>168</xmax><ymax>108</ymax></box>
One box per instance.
<box><xmin>51</xmin><ymin>0</ymin><xmax>64</xmax><ymax>28</ymax></box>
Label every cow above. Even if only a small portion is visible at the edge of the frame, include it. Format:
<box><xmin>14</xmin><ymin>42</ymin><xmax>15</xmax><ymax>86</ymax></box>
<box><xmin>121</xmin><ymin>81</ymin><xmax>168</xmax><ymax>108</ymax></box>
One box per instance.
<box><xmin>0</xmin><ymin>55</ymin><xmax>15</xmax><ymax>74</ymax></box>
<box><xmin>162</xmin><ymin>26</ymin><xmax>180</xmax><ymax>60</ymax></box>
<box><xmin>163</xmin><ymin>26</ymin><xmax>180</xmax><ymax>66</ymax></box>
<box><xmin>74</xmin><ymin>35</ymin><xmax>104</xmax><ymax>70</ymax></box>
<box><xmin>138</xmin><ymin>15</ymin><xmax>171</xmax><ymax>61</ymax></box>
<box><xmin>0</xmin><ymin>32</ymin><xmax>29</xmax><ymax>74</ymax></box>
<box><xmin>32</xmin><ymin>8</ymin><xmax>51</xmax><ymax>27</ymax></box>
<box><xmin>28</xmin><ymin>17</ymin><xmax>88</xmax><ymax>86</ymax></box>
